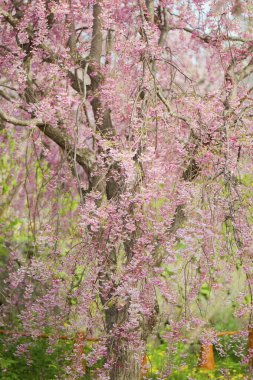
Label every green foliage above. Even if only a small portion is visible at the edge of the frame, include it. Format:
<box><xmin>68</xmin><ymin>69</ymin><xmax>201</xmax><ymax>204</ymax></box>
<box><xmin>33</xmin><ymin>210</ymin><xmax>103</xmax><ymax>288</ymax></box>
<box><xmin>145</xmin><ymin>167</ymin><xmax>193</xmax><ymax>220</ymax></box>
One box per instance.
<box><xmin>0</xmin><ymin>336</ymin><xmax>106</xmax><ymax>380</ymax></box>
<box><xmin>209</xmin><ymin>306</ymin><xmax>243</xmax><ymax>333</ymax></box>
<box><xmin>146</xmin><ymin>335</ymin><xmax>249</xmax><ymax>379</ymax></box>
<box><xmin>0</xmin><ymin>336</ymin><xmax>73</xmax><ymax>379</ymax></box>
<box><xmin>0</xmin><ymin>333</ymin><xmax>250</xmax><ymax>379</ymax></box>
<box><xmin>199</xmin><ymin>283</ymin><xmax>211</xmax><ymax>300</ymax></box>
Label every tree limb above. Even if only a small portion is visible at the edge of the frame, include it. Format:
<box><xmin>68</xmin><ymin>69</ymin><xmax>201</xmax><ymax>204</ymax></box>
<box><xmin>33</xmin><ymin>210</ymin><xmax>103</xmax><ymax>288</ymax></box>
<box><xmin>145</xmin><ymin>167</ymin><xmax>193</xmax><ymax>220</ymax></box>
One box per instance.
<box><xmin>0</xmin><ymin>108</ymin><xmax>94</xmax><ymax>172</ymax></box>
<box><xmin>89</xmin><ymin>1</ymin><xmax>103</xmax><ymax>64</ymax></box>
<box><xmin>0</xmin><ymin>7</ymin><xmax>18</xmax><ymax>27</ymax></box>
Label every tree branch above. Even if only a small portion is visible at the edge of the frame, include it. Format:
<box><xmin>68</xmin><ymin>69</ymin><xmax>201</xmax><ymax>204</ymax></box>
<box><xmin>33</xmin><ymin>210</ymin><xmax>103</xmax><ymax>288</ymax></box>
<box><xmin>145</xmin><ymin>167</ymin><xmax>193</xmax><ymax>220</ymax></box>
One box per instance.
<box><xmin>145</xmin><ymin>0</ymin><xmax>155</xmax><ymax>23</ymax></box>
<box><xmin>168</xmin><ymin>25</ymin><xmax>248</xmax><ymax>44</ymax></box>
<box><xmin>0</xmin><ymin>7</ymin><xmax>18</xmax><ymax>27</ymax></box>
<box><xmin>237</xmin><ymin>58</ymin><xmax>253</xmax><ymax>82</ymax></box>
<box><xmin>0</xmin><ymin>109</ymin><xmax>94</xmax><ymax>172</ymax></box>
<box><xmin>89</xmin><ymin>1</ymin><xmax>103</xmax><ymax>64</ymax></box>
<box><xmin>157</xmin><ymin>88</ymin><xmax>189</xmax><ymax>123</ymax></box>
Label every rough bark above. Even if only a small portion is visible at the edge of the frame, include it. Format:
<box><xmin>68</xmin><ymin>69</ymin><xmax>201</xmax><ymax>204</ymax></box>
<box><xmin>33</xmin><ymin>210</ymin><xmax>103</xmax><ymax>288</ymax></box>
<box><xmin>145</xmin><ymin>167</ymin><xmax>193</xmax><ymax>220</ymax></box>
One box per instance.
<box><xmin>108</xmin><ymin>345</ymin><xmax>141</xmax><ymax>380</ymax></box>
<box><xmin>104</xmin><ymin>303</ymin><xmax>157</xmax><ymax>380</ymax></box>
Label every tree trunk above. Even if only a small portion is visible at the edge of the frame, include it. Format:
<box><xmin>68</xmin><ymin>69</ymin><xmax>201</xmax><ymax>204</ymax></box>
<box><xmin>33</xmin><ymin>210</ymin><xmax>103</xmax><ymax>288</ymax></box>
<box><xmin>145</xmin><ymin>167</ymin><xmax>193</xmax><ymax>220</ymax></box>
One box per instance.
<box><xmin>102</xmin><ymin>296</ymin><xmax>143</xmax><ymax>380</ymax></box>
<box><xmin>108</xmin><ymin>343</ymin><xmax>141</xmax><ymax>380</ymax></box>
<box><xmin>103</xmin><ymin>293</ymin><xmax>158</xmax><ymax>380</ymax></box>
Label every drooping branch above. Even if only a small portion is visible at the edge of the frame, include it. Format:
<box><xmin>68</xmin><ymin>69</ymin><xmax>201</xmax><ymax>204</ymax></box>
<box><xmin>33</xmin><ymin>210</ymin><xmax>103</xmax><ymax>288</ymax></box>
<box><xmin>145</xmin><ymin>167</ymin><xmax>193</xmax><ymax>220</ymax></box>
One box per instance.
<box><xmin>0</xmin><ymin>109</ymin><xmax>94</xmax><ymax>172</ymax></box>
<box><xmin>165</xmin><ymin>9</ymin><xmax>249</xmax><ymax>44</ymax></box>
<box><xmin>168</xmin><ymin>25</ymin><xmax>249</xmax><ymax>44</ymax></box>
<box><xmin>156</xmin><ymin>88</ymin><xmax>189</xmax><ymax>123</ymax></box>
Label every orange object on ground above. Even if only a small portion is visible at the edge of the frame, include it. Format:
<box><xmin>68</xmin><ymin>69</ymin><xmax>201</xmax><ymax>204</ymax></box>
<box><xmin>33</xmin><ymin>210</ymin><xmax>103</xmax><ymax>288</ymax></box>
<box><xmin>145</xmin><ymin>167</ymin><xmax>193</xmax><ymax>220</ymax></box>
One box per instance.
<box><xmin>198</xmin><ymin>330</ymin><xmax>242</xmax><ymax>371</ymax></box>
<box><xmin>0</xmin><ymin>329</ymin><xmax>69</xmax><ymax>340</ymax></box>
<box><xmin>0</xmin><ymin>329</ymin><xmax>99</xmax><ymax>342</ymax></box>
<box><xmin>141</xmin><ymin>354</ymin><xmax>148</xmax><ymax>377</ymax></box>
<box><xmin>199</xmin><ymin>331</ymin><xmax>241</xmax><ymax>370</ymax></box>
<box><xmin>216</xmin><ymin>331</ymin><xmax>240</xmax><ymax>337</ymax></box>
<box><xmin>199</xmin><ymin>343</ymin><xmax>215</xmax><ymax>370</ymax></box>
<box><xmin>73</xmin><ymin>332</ymin><xmax>86</xmax><ymax>374</ymax></box>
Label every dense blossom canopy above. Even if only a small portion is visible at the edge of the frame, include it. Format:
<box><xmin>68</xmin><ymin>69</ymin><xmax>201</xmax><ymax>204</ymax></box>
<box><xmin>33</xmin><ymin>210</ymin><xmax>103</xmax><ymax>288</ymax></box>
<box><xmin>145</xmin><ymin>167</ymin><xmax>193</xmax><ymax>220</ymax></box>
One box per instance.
<box><xmin>1</xmin><ymin>0</ymin><xmax>253</xmax><ymax>379</ymax></box>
